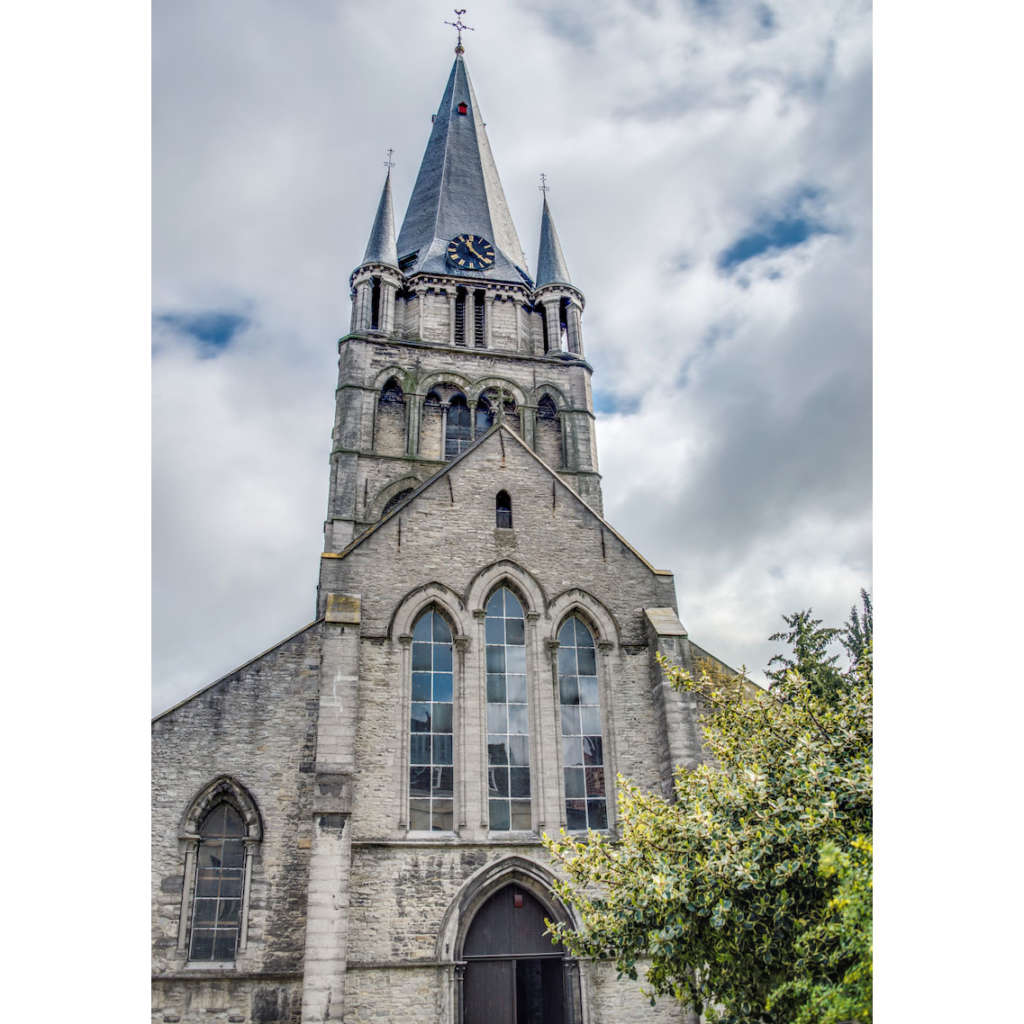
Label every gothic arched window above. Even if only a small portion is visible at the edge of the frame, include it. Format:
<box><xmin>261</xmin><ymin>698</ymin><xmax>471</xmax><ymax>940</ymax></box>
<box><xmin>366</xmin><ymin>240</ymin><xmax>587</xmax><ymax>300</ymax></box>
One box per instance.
<box><xmin>445</xmin><ymin>394</ymin><xmax>472</xmax><ymax>459</ymax></box>
<box><xmin>409</xmin><ymin>608</ymin><xmax>454</xmax><ymax>831</ymax></box>
<box><xmin>379</xmin><ymin>378</ymin><xmax>404</xmax><ymax>404</ymax></box>
<box><xmin>496</xmin><ymin>490</ymin><xmax>512</xmax><ymax>529</ymax></box>
<box><xmin>189</xmin><ymin>802</ymin><xmax>247</xmax><ymax>961</ymax></box>
<box><xmin>558</xmin><ymin>616</ymin><xmax>607</xmax><ymax>831</ymax></box>
<box><xmin>485</xmin><ymin>586</ymin><xmax>531</xmax><ymax>831</ymax></box>
<box><xmin>537</xmin><ymin>395</ymin><xmax>558</xmax><ymax>420</ymax></box>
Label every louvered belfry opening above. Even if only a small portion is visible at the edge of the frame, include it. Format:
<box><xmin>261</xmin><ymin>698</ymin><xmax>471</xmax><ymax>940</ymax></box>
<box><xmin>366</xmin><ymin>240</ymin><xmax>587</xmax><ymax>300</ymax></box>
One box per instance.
<box><xmin>455</xmin><ymin>287</ymin><xmax>467</xmax><ymax>345</ymax></box>
<box><xmin>474</xmin><ymin>289</ymin><xmax>486</xmax><ymax>347</ymax></box>
<box><xmin>370</xmin><ymin>277</ymin><xmax>381</xmax><ymax>330</ymax></box>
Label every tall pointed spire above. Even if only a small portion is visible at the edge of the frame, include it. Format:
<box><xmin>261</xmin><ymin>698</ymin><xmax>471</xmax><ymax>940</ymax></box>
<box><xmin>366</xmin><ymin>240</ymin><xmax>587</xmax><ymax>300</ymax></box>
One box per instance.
<box><xmin>395</xmin><ymin>55</ymin><xmax>529</xmax><ymax>283</ymax></box>
<box><xmin>535</xmin><ymin>195</ymin><xmax>572</xmax><ymax>288</ymax></box>
<box><xmin>361</xmin><ymin>169</ymin><xmax>398</xmax><ymax>268</ymax></box>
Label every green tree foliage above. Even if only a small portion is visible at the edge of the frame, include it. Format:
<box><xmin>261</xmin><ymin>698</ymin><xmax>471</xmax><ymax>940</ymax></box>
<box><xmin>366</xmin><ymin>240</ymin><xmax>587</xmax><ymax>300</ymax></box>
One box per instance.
<box><xmin>544</xmin><ymin>612</ymin><xmax>872</xmax><ymax>1024</ymax></box>
<box><xmin>841</xmin><ymin>589</ymin><xmax>873</xmax><ymax>672</ymax></box>
<box><xmin>766</xmin><ymin>609</ymin><xmax>843</xmax><ymax>700</ymax></box>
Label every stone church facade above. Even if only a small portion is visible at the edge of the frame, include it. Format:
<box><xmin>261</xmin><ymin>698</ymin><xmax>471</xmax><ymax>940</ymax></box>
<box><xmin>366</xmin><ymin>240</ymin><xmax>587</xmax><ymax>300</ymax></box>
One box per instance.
<box><xmin>153</xmin><ymin>45</ymin><xmax>731</xmax><ymax>1024</ymax></box>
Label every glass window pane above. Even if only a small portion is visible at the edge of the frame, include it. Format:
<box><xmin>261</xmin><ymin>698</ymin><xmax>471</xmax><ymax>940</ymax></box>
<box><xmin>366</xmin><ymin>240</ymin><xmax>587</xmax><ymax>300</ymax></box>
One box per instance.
<box><xmin>489</xmin><ymin>799</ymin><xmax>510</xmax><ymax>831</ymax></box>
<box><xmin>583</xmin><ymin>736</ymin><xmax>603</xmax><ymax>766</ymax></box>
<box><xmin>486</xmin><ymin>674</ymin><xmax>506</xmax><ymax>703</ymax></box>
<box><xmin>565</xmin><ymin>800</ymin><xmax>587</xmax><ymax>831</ymax></box>
<box><xmin>585</xmin><ymin>767</ymin><xmax>606</xmax><ymax>797</ymax></box>
<box><xmin>432</xmin><ymin>613</ymin><xmax>452</xmax><ymax>643</ymax></box>
<box><xmin>193</xmin><ymin>899</ymin><xmax>217</xmax><ymax>924</ymax></box>
<box><xmin>221</xmin><ymin>839</ymin><xmax>245</xmax><ymax>869</ymax></box>
<box><xmin>508</xmin><ymin>704</ymin><xmax>529</xmax><ymax>734</ymax></box>
<box><xmin>432</xmin><ymin>767</ymin><xmax>453</xmax><ymax>798</ymax></box>
<box><xmin>413</xmin><ymin>614</ymin><xmax>432</xmax><ymax>642</ymax></box>
<box><xmin>486</xmin><ymin>590</ymin><xmax>504</xmax><ymax>617</ymax></box>
<box><xmin>561</xmin><ymin>706</ymin><xmax>581</xmax><ymax>736</ymax></box>
<box><xmin>579</xmin><ymin>706</ymin><xmax>602</xmax><ymax>735</ymax></box>
<box><xmin>486</xmin><ymin>645</ymin><xmax>505</xmax><ymax>673</ymax></box>
<box><xmin>505</xmin><ymin>618</ymin><xmax>525</xmax><ymax>645</ymax></box>
<box><xmin>217</xmin><ymin>899</ymin><xmax>240</xmax><ymax>925</ymax></box>
<box><xmin>433</xmin><ymin>702</ymin><xmax>453</xmax><ymax>733</ymax></box>
<box><xmin>563</xmin><ymin>736</ymin><xmax>583</xmax><ymax>766</ymax></box>
<box><xmin>410</xmin><ymin>735</ymin><xmax>431</xmax><ymax>764</ymax></box>
<box><xmin>433</xmin><ymin>673</ymin><xmax>453</xmax><ymax>702</ymax></box>
<box><xmin>410</xmin><ymin>766</ymin><xmax>431</xmax><ymax>796</ymax></box>
<box><xmin>200</xmin><ymin>805</ymin><xmax>226</xmax><ymax>836</ymax></box>
<box><xmin>579</xmin><ymin>677</ymin><xmax>599</xmax><ymax>705</ymax></box>
<box><xmin>506</xmin><ymin>646</ymin><xmax>526</xmax><ymax>674</ymax></box>
<box><xmin>509</xmin><ymin>735</ymin><xmax>530</xmax><ymax>766</ymax></box>
<box><xmin>510</xmin><ymin>800</ymin><xmax>532</xmax><ymax>831</ymax></box>
<box><xmin>558</xmin><ymin>648</ymin><xmax>576</xmax><ymax>675</ymax></box>
<box><xmin>195</xmin><ymin>870</ymin><xmax>220</xmax><ymax>897</ymax></box>
<box><xmin>577</xmin><ymin>647</ymin><xmax>596</xmax><ymax>676</ymax></box>
<box><xmin>587</xmin><ymin>799</ymin><xmax>608</xmax><ymax>830</ymax></box>
<box><xmin>564</xmin><ymin>767</ymin><xmax>586</xmax><ymax>798</ymax></box>
<box><xmin>485</xmin><ymin>617</ymin><xmax>505</xmax><ymax>643</ymax></box>
<box><xmin>409</xmin><ymin>799</ymin><xmax>431</xmax><ymax>830</ymax></box>
<box><xmin>487</xmin><ymin>704</ymin><xmax>507</xmax><ymax>733</ymax></box>
<box><xmin>487</xmin><ymin>737</ymin><xmax>508</xmax><ymax>765</ymax></box>
<box><xmin>504</xmin><ymin>591</ymin><xmax>524</xmax><ymax>618</ymax></box>
<box><xmin>559</xmin><ymin>676</ymin><xmax>579</xmax><ymax>705</ymax></box>
<box><xmin>432</xmin><ymin>800</ymin><xmax>453</xmax><ymax>831</ymax></box>
<box><xmin>221</xmin><ymin>806</ymin><xmax>245</xmax><ymax>836</ymax></box>
<box><xmin>488</xmin><ymin>766</ymin><xmax>509</xmax><ymax>796</ymax></box>
<box><xmin>197</xmin><ymin>843</ymin><xmax>223</xmax><ymax>870</ymax></box>
<box><xmin>575</xmin><ymin>618</ymin><xmax>595</xmax><ymax>647</ymax></box>
<box><xmin>190</xmin><ymin>929</ymin><xmax>214</xmax><ymax>960</ymax></box>
<box><xmin>432</xmin><ymin>735</ymin><xmax>453</xmax><ymax>765</ymax></box>
<box><xmin>410</xmin><ymin>703</ymin><xmax>431</xmax><ymax>732</ymax></box>
<box><xmin>558</xmin><ymin>620</ymin><xmax>575</xmax><ymax>645</ymax></box>
<box><xmin>510</xmin><ymin>766</ymin><xmax>531</xmax><ymax>798</ymax></box>
<box><xmin>412</xmin><ymin>643</ymin><xmax>432</xmax><ymax>671</ymax></box>
<box><xmin>505</xmin><ymin>674</ymin><xmax>526</xmax><ymax>703</ymax></box>
<box><xmin>218</xmin><ymin>873</ymin><xmax>243</xmax><ymax>899</ymax></box>
<box><xmin>434</xmin><ymin>643</ymin><xmax>453</xmax><ymax>672</ymax></box>
<box><xmin>411</xmin><ymin>673</ymin><xmax>431</xmax><ymax>701</ymax></box>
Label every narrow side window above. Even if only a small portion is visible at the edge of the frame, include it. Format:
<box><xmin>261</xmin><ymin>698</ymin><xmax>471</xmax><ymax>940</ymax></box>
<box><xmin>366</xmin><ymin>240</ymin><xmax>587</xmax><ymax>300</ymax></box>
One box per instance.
<box><xmin>189</xmin><ymin>803</ymin><xmax>247</xmax><ymax>961</ymax></box>
<box><xmin>558</xmin><ymin>616</ymin><xmax>607</xmax><ymax>831</ymax></box>
<box><xmin>496</xmin><ymin>490</ymin><xmax>512</xmax><ymax>529</ymax></box>
<box><xmin>409</xmin><ymin>608</ymin><xmax>454</xmax><ymax>831</ymax></box>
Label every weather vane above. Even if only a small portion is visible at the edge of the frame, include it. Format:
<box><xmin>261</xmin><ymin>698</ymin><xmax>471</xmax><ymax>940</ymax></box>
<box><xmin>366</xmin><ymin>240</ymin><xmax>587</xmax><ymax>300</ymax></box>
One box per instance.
<box><xmin>384</xmin><ymin>148</ymin><xmax>395</xmax><ymax>172</ymax></box>
<box><xmin>444</xmin><ymin>9</ymin><xmax>474</xmax><ymax>54</ymax></box>
<box><xmin>538</xmin><ymin>173</ymin><xmax>549</xmax><ymax>196</ymax></box>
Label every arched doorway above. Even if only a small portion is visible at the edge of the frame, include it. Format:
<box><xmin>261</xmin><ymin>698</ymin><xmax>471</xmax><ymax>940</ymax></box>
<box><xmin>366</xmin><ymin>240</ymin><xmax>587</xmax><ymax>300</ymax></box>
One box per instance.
<box><xmin>462</xmin><ymin>884</ymin><xmax>567</xmax><ymax>1024</ymax></box>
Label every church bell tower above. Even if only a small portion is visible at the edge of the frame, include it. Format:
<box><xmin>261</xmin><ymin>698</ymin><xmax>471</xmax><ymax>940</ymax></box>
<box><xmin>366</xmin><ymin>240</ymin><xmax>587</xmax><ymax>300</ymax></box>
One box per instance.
<box><xmin>322</xmin><ymin>46</ymin><xmax>602</xmax><ymax>567</ymax></box>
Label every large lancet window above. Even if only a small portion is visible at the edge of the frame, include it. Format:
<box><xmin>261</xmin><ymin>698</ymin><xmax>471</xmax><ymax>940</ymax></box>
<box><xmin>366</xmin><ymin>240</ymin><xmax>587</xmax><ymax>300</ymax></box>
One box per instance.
<box><xmin>485</xmin><ymin>587</ymin><xmax>531</xmax><ymax>831</ymax></box>
<box><xmin>409</xmin><ymin>608</ymin><xmax>454</xmax><ymax>831</ymax></box>
<box><xmin>558</xmin><ymin>617</ymin><xmax>607</xmax><ymax>831</ymax></box>
<box><xmin>189</xmin><ymin>802</ymin><xmax>247</xmax><ymax>961</ymax></box>
<box><xmin>445</xmin><ymin>394</ymin><xmax>472</xmax><ymax>460</ymax></box>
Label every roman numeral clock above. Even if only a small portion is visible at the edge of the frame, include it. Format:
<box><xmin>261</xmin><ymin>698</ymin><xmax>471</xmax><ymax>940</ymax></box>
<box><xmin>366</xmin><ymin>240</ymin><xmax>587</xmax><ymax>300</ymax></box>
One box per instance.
<box><xmin>446</xmin><ymin>233</ymin><xmax>495</xmax><ymax>270</ymax></box>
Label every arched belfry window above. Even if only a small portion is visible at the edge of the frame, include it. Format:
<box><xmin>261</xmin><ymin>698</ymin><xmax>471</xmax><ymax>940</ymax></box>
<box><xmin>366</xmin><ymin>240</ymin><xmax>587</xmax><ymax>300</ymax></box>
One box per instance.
<box><xmin>559</xmin><ymin>298</ymin><xmax>570</xmax><ymax>350</ymax></box>
<box><xmin>189</xmin><ymin>802</ymin><xmax>247</xmax><ymax>961</ymax></box>
<box><xmin>537</xmin><ymin>395</ymin><xmax>558</xmax><ymax>420</ymax></box>
<box><xmin>445</xmin><ymin>393</ymin><xmax>472</xmax><ymax>459</ymax></box>
<box><xmin>496</xmin><ymin>490</ymin><xmax>512</xmax><ymax>529</ymax></box>
<box><xmin>558</xmin><ymin>616</ymin><xmax>607</xmax><ymax>830</ymax></box>
<box><xmin>475</xmin><ymin>395</ymin><xmax>494</xmax><ymax>436</ymax></box>
<box><xmin>485</xmin><ymin>587</ymin><xmax>531</xmax><ymax>831</ymax></box>
<box><xmin>370</xmin><ymin>277</ymin><xmax>382</xmax><ymax>330</ymax></box>
<box><xmin>409</xmin><ymin>608</ymin><xmax>454</xmax><ymax>831</ymax></box>
<box><xmin>379</xmin><ymin>377</ymin><xmax>404</xmax><ymax>405</ymax></box>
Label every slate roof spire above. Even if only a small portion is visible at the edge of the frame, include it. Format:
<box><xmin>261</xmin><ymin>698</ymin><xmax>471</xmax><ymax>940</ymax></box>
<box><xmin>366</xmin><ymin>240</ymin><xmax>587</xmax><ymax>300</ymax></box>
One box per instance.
<box><xmin>535</xmin><ymin>194</ymin><xmax>572</xmax><ymax>288</ymax></box>
<box><xmin>361</xmin><ymin>168</ymin><xmax>398</xmax><ymax>269</ymax></box>
<box><xmin>395</xmin><ymin>54</ymin><xmax>529</xmax><ymax>283</ymax></box>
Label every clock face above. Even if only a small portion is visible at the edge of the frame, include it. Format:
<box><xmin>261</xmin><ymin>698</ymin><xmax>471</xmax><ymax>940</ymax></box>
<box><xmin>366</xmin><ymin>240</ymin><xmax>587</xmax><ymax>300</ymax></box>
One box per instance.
<box><xmin>446</xmin><ymin>234</ymin><xmax>495</xmax><ymax>271</ymax></box>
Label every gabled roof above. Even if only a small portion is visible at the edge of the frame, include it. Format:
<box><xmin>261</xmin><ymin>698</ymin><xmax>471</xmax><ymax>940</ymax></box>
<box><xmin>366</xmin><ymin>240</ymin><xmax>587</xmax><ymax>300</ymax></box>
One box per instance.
<box><xmin>323</xmin><ymin>423</ymin><xmax>673</xmax><ymax>579</ymax></box>
<box><xmin>535</xmin><ymin>196</ymin><xmax>573</xmax><ymax>288</ymax></box>
<box><xmin>395</xmin><ymin>56</ymin><xmax>529</xmax><ymax>284</ymax></box>
<box><xmin>361</xmin><ymin>170</ymin><xmax>398</xmax><ymax>268</ymax></box>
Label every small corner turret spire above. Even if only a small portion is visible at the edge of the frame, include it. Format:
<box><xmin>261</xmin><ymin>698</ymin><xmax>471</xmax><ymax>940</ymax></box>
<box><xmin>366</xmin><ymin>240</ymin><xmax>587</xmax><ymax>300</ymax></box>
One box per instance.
<box><xmin>535</xmin><ymin>185</ymin><xmax>572</xmax><ymax>288</ymax></box>
<box><xmin>444</xmin><ymin>9</ymin><xmax>474</xmax><ymax>55</ymax></box>
<box><xmin>361</xmin><ymin>157</ymin><xmax>398</xmax><ymax>268</ymax></box>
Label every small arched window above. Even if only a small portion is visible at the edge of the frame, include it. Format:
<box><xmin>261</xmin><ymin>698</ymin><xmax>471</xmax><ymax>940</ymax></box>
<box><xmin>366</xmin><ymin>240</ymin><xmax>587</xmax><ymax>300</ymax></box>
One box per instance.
<box><xmin>445</xmin><ymin>394</ymin><xmax>472</xmax><ymax>460</ymax></box>
<box><xmin>410</xmin><ymin>608</ymin><xmax>454</xmax><ymax>831</ymax></box>
<box><xmin>537</xmin><ymin>395</ymin><xmax>558</xmax><ymax>420</ymax></box>
<box><xmin>558</xmin><ymin>616</ymin><xmax>607</xmax><ymax>831</ymax></box>
<box><xmin>189</xmin><ymin>802</ymin><xmax>247</xmax><ymax>961</ymax></box>
<box><xmin>496</xmin><ymin>490</ymin><xmax>512</xmax><ymax>529</ymax></box>
<box><xmin>380</xmin><ymin>378</ymin><xmax>404</xmax><ymax>404</ymax></box>
<box><xmin>382</xmin><ymin>488</ymin><xmax>414</xmax><ymax>517</ymax></box>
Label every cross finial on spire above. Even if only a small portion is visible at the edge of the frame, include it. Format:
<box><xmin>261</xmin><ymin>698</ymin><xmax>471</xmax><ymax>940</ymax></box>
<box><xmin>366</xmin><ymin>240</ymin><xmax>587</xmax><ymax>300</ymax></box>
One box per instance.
<box><xmin>538</xmin><ymin>173</ymin><xmax>549</xmax><ymax>197</ymax></box>
<box><xmin>444</xmin><ymin>9</ymin><xmax>474</xmax><ymax>54</ymax></box>
<box><xmin>384</xmin><ymin>148</ymin><xmax>395</xmax><ymax>172</ymax></box>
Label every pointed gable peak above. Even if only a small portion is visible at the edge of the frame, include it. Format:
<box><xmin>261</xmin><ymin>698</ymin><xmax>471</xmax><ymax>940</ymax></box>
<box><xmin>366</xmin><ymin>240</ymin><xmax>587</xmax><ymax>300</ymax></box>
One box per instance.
<box><xmin>395</xmin><ymin>55</ymin><xmax>529</xmax><ymax>283</ymax></box>
<box><xmin>536</xmin><ymin>194</ymin><xmax>572</xmax><ymax>288</ymax></box>
<box><xmin>361</xmin><ymin>170</ymin><xmax>398</xmax><ymax>268</ymax></box>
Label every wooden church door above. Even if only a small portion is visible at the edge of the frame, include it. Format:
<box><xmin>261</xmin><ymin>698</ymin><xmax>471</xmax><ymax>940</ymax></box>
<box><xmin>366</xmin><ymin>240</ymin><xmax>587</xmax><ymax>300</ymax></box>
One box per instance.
<box><xmin>462</xmin><ymin>885</ymin><xmax>568</xmax><ymax>1024</ymax></box>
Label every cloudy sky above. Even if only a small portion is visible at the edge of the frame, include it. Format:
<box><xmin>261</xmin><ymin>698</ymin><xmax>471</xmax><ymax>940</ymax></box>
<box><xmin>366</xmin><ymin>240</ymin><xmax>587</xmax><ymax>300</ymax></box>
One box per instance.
<box><xmin>152</xmin><ymin>0</ymin><xmax>872</xmax><ymax>714</ymax></box>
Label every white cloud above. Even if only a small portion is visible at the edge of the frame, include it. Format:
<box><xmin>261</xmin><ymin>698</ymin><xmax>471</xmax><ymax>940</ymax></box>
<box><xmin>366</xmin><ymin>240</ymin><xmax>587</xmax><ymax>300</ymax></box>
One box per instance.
<box><xmin>153</xmin><ymin>0</ymin><xmax>871</xmax><ymax>710</ymax></box>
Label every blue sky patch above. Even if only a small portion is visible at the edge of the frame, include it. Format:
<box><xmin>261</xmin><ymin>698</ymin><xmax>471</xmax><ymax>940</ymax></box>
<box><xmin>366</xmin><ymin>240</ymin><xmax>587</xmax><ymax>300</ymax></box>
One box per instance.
<box><xmin>154</xmin><ymin>310</ymin><xmax>249</xmax><ymax>356</ymax></box>
<box><xmin>594</xmin><ymin>390</ymin><xmax>641</xmax><ymax>416</ymax></box>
